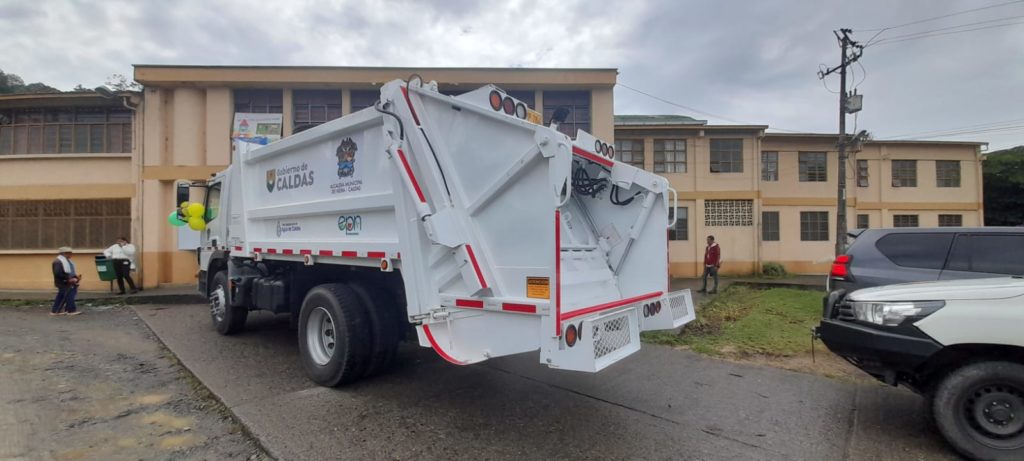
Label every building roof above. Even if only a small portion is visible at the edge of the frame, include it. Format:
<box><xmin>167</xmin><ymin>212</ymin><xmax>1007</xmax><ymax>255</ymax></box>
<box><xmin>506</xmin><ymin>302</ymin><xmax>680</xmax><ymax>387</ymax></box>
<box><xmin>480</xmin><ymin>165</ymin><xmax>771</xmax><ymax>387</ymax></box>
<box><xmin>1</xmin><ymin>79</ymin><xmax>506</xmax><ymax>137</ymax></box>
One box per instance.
<box><xmin>0</xmin><ymin>91</ymin><xmax>139</xmax><ymax>108</ymax></box>
<box><xmin>614</xmin><ymin>114</ymin><xmax>707</xmax><ymax>126</ymax></box>
<box><xmin>762</xmin><ymin>132</ymin><xmax>986</xmax><ymax>146</ymax></box>
<box><xmin>133</xmin><ymin>65</ymin><xmax>619</xmax><ymax>88</ymax></box>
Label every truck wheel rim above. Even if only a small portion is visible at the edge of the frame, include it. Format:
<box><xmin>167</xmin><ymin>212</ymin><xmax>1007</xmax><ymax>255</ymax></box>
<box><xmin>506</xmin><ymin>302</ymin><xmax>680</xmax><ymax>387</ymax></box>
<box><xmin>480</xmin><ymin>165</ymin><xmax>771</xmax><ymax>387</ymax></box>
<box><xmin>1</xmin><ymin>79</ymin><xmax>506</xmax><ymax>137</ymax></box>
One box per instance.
<box><xmin>210</xmin><ymin>284</ymin><xmax>226</xmax><ymax>322</ymax></box>
<box><xmin>307</xmin><ymin>307</ymin><xmax>336</xmax><ymax>366</ymax></box>
<box><xmin>963</xmin><ymin>382</ymin><xmax>1024</xmax><ymax>448</ymax></box>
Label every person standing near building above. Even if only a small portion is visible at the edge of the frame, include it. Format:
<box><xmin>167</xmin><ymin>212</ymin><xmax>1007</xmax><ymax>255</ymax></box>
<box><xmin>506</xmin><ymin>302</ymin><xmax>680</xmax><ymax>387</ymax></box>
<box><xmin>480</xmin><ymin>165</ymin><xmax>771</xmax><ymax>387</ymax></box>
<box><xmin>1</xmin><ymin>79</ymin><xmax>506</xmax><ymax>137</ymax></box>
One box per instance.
<box><xmin>51</xmin><ymin>246</ymin><xmax>82</xmax><ymax>316</ymax></box>
<box><xmin>104</xmin><ymin>237</ymin><xmax>138</xmax><ymax>295</ymax></box>
<box><xmin>699</xmin><ymin>235</ymin><xmax>721</xmax><ymax>294</ymax></box>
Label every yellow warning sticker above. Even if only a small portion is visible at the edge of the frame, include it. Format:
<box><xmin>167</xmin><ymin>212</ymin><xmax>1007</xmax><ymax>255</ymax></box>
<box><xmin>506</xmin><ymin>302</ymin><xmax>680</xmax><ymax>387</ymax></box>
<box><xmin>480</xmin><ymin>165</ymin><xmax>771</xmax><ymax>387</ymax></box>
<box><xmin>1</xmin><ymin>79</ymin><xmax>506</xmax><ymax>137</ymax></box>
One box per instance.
<box><xmin>526</xmin><ymin>277</ymin><xmax>550</xmax><ymax>299</ymax></box>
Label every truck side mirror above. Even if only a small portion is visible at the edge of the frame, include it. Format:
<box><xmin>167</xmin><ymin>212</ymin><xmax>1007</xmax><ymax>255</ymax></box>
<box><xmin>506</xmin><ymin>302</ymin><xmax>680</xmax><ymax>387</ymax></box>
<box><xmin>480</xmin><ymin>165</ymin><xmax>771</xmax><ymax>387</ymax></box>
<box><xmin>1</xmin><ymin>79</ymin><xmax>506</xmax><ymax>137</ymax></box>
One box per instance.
<box><xmin>176</xmin><ymin>182</ymin><xmax>190</xmax><ymax>206</ymax></box>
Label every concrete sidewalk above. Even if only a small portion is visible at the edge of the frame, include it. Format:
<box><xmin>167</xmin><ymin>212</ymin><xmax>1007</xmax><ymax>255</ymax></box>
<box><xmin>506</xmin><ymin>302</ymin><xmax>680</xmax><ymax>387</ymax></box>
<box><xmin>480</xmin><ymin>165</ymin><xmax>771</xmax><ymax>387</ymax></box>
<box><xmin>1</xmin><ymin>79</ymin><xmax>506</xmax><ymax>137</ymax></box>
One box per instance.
<box><xmin>0</xmin><ymin>285</ymin><xmax>205</xmax><ymax>304</ymax></box>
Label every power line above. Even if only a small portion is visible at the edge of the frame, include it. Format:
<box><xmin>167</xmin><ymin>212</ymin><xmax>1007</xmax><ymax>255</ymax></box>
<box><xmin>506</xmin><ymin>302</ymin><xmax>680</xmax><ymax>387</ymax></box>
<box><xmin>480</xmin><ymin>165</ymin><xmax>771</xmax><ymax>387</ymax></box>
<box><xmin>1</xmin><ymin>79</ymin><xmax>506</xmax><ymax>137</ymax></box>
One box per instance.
<box><xmin>615</xmin><ymin>82</ymin><xmax>805</xmax><ymax>132</ymax></box>
<box><xmin>868</xmin><ymin>21</ymin><xmax>1024</xmax><ymax>47</ymax></box>
<box><xmin>856</xmin><ymin>0</ymin><xmax>1024</xmax><ymax>32</ymax></box>
<box><xmin>888</xmin><ymin>125</ymin><xmax>1024</xmax><ymax>140</ymax></box>
<box><xmin>882</xmin><ymin>118</ymin><xmax>1024</xmax><ymax>139</ymax></box>
<box><xmin>867</xmin><ymin>15</ymin><xmax>1024</xmax><ymax>46</ymax></box>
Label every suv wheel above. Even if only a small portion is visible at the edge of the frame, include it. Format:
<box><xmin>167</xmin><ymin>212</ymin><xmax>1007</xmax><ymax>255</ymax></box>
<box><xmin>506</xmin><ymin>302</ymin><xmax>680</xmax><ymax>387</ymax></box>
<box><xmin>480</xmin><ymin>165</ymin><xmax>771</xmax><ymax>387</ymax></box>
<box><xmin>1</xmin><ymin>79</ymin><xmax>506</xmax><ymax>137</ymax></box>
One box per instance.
<box><xmin>932</xmin><ymin>361</ymin><xmax>1024</xmax><ymax>460</ymax></box>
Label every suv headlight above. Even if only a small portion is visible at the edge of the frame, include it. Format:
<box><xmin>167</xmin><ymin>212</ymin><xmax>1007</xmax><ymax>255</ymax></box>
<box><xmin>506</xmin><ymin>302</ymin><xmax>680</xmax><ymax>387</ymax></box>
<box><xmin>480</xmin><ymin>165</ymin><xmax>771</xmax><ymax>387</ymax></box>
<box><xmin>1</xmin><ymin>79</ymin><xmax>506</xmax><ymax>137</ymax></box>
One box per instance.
<box><xmin>848</xmin><ymin>300</ymin><xmax>945</xmax><ymax>326</ymax></box>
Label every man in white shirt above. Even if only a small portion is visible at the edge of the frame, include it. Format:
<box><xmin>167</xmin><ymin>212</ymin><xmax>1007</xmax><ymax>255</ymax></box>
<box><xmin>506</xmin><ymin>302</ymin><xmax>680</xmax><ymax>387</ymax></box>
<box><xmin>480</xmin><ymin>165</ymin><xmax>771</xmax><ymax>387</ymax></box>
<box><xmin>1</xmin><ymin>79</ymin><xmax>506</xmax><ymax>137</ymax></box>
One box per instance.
<box><xmin>104</xmin><ymin>237</ymin><xmax>138</xmax><ymax>295</ymax></box>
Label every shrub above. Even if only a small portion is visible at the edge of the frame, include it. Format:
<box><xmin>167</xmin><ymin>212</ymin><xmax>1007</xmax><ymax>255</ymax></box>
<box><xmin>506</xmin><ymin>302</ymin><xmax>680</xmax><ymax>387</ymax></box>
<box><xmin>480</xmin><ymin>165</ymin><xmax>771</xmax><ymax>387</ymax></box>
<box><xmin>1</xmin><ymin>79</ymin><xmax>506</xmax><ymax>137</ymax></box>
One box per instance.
<box><xmin>761</xmin><ymin>262</ymin><xmax>788</xmax><ymax>278</ymax></box>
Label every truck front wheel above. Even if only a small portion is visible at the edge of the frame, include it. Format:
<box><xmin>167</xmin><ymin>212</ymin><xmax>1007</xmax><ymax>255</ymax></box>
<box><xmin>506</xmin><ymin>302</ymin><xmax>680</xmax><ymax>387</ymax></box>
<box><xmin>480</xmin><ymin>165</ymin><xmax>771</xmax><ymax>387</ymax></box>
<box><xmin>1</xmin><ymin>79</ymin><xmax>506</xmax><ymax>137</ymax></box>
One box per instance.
<box><xmin>210</xmin><ymin>270</ymin><xmax>247</xmax><ymax>335</ymax></box>
<box><xmin>932</xmin><ymin>361</ymin><xmax>1024</xmax><ymax>460</ymax></box>
<box><xmin>298</xmin><ymin>284</ymin><xmax>371</xmax><ymax>386</ymax></box>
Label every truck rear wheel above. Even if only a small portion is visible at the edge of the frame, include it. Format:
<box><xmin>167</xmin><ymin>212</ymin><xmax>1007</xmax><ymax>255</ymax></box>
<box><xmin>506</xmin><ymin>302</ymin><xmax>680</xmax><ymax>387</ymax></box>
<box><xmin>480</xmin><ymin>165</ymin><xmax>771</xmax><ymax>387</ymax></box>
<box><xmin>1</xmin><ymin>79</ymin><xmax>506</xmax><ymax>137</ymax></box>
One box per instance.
<box><xmin>349</xmin><ymin>281</ymin><xmax>402</xmax><ymax>378</ymax></box>
<box><xmin>932</xmin><ymin>361</ymin><xmax>1024</xmax><ymax>460</ymax></box>
<box><xmin>210</xmin><ymin>270</ymin><xmax>247</xmax><ymax>335</ymax></box>
<box><xmin>298</xmin><ymin>283</ymin><xmax>371</xmax><ymax>386</ymax></box>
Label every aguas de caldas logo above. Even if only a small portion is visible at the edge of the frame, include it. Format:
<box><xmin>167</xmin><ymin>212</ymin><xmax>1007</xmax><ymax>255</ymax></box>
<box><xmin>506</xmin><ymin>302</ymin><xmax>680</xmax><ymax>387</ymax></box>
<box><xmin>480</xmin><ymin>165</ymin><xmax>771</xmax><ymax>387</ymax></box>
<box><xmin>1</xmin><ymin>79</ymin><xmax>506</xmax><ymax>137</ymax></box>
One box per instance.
<box><xmin>266</xmin><ymin>162</ymin><xmax>314</xmax><ymax>193</ymax></box>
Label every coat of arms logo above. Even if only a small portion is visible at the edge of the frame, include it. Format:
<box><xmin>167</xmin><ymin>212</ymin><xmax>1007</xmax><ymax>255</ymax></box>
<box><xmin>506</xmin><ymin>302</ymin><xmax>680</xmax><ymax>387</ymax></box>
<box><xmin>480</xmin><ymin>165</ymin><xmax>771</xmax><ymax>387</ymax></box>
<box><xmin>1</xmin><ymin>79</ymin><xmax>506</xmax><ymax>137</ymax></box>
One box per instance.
<box><xmin>337</xmin><ymin>137</ymin><xmax>357</xmax><ymax>179</ymax></box>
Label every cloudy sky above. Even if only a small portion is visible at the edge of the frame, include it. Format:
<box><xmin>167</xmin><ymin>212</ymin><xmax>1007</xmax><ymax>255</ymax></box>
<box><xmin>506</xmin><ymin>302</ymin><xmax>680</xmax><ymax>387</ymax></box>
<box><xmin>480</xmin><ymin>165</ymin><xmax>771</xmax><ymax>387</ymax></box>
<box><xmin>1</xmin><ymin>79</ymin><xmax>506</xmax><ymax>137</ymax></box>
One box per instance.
<box><xmin>2</xmin><ymin>0</ymin><xmax>1022</xmax><ymax>150</ymax></box>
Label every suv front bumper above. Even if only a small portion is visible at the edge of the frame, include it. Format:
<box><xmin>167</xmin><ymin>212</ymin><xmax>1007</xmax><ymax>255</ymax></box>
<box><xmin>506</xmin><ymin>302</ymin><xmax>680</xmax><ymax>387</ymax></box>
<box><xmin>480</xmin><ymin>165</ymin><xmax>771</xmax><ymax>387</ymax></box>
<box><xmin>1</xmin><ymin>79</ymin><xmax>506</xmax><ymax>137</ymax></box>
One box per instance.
<box><xmin>816</xmin><ymin>319</ymin><xmax>942</xmax><ymax>385</ymax></box>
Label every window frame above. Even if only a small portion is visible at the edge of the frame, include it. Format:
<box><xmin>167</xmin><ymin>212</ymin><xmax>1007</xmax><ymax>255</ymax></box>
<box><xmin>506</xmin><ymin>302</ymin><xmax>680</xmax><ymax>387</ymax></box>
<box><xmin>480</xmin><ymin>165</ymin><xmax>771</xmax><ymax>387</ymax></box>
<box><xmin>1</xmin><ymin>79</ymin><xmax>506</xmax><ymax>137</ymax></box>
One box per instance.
<box><xmin>936</xmin><ymin>160</ymin><xmax>961</xmax><ymax>188</ymax></box>
<box><xmin>893</xmin><ymin>214</ymin><xmax>919</xmax><ymax>228</ymax></box>
<box><xmin>669</xmin><ymin>207</ymin><xmax>688</xmax><ymax>241</ymax></box>
<box><xmin>614</xmin><ymin>138</ymin><xmax>646</xmax><ymax>169</ymax></box>
<box><xmin>761</xmin><ymin>211</ymin><xmax>780</xmax><ymax>241</ymax></box>
<box><xmin>233</xmin><ymin>89</ymin><xmax>283</xmax><ymax>114</ymax></box>
<box><xmin>761</xmin><ymin>151</ymin><xmax>778</xmax><ymax>181</ymax></box>
<box><xmin>653</xmin><ymin>139</ymin><xmax>686</xmax><ymax>173</ymax></box>
<box><xmin>542</xmin><ymin>90</ymin><xmax>591</xmax><ymax>137</ymax></box>
<box><xmin>705</xmin><ymin>199</ymin><xmax>754</xmax><ymax>227</ymax></box>
<box><xmin>857</xmin><ymin>214</ymin><xmax>869</xmax><ymax>229</ymax></box>
<box><xmin>799</xmin><ymin>211</ymin><xmax>829</xmax><ymax>241</ymax></box>
<box><xmin>857</xmin><ymin>159</ymin><xmax>869</xmax><ymax>187</ymax></box>
<box><xmin>938</xmin><ymin>214</ymin><xmax>963</xmax><ymax>227</ymax></box>
<box><xmin>0</xmin><ymin>199</ymin><xmax>131</xmax><ymax>250</ymax></box>
<box><xmin>0</xmin><ymin>107</ymin><xmax>132</xmax><ymax>155</ymax></box>
<box><xmin>709</xmin><ymin>138</ymin><xmax>744</xmax><ymax>173</ymax></box>
<box><xmin>891</xmin><ymin>160</ymin><xmax>918</xmax><ymax>187</ymax></box>
<box><xmin>798</xmin><ymin>152</ymin><xmax>827</xmax><ymax>182</ymax></box>
<box><xmin>292</xmin><ymin>89</ymin><xmax>342</xmax><ymax>131</ymax></box>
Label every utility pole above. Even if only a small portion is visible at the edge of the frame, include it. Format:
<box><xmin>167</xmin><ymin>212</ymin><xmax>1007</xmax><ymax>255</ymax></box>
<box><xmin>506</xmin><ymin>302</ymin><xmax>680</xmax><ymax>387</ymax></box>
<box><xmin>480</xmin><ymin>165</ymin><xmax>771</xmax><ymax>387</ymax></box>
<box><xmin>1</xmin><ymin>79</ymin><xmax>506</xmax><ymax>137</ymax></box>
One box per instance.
<box><xmin>819</xmin><ymin>29</ymin><xmax>863</xmax><ymax>256</ymax></box>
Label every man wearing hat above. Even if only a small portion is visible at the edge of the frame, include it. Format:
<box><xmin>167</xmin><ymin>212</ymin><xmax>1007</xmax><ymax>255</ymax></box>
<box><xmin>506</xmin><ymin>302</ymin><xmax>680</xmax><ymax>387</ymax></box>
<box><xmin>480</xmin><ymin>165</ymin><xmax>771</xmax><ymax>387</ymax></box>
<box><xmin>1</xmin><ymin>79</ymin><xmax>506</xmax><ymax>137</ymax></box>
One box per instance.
<box><xmin>51</xmin><ymin>246</ymin><xmax>82</xmax><ymax>316</ymax></box>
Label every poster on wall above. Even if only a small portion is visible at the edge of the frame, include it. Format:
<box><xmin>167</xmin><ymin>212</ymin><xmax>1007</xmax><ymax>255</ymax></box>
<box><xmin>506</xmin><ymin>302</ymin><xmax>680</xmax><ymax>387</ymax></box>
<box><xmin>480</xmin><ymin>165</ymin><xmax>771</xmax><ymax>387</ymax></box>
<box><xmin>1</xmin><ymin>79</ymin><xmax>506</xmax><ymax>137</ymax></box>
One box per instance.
<box><xmin>232</xmin><ymin>113</ymin><xmax>283</xmax><ymax>145</ymax></box>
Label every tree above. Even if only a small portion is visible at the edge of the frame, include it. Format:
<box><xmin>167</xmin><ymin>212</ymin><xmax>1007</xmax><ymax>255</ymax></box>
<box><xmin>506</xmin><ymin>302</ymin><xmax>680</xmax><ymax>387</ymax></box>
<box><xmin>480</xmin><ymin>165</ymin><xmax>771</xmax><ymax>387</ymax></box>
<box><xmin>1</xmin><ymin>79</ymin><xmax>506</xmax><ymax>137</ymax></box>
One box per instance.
<box><xmin>983</xmin><ymin>145</ymin><xmax>1024</xmax><ymax>226</ymax></box>
<box><xmin>0</xmin><ymin>69</ymin><xmax>58</xmax><ymax>94</ymax></box>
<box><xmin>103</xmin><ymin>73</ymin><xmax>142</xmax><ymax>92</ymax></box>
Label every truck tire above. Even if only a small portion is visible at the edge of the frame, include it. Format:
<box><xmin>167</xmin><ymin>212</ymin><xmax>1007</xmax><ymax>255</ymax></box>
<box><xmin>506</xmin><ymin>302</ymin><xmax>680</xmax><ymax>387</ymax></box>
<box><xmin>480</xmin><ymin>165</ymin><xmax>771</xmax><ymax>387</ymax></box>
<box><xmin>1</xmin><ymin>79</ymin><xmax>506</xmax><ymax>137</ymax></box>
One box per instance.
<box><xmin>210</xmin><ymin>270</ymin><xmax>247</xmax><ymax>335</ymax></box>
<box><xmin>349</xmin><ymin>281</ymin><xmax>402</xmax><ymax>378</ymax></box>
<box><xmin>298</xmin><ymin>283</ymin><xmax>371</xmax><ymax>386</ymax></box>
<box><xmin>932</xmin><ymin>361</ymin><xmax>1024</xmax><ymax>460</ymax></box>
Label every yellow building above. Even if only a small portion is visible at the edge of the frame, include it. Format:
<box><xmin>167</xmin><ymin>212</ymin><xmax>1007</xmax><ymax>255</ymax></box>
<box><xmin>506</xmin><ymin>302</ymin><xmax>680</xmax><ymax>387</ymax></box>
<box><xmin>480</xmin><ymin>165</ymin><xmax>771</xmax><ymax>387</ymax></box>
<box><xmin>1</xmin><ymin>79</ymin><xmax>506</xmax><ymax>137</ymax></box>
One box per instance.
<box><xmin>0</xmin><ymin>66</ymin><xmax>986</xmax><ymax>289</ymax></box>
<box><xmin>614</xmin><ymin>116</ymin><xmax>985</xmax><ymax>277</ymax></box>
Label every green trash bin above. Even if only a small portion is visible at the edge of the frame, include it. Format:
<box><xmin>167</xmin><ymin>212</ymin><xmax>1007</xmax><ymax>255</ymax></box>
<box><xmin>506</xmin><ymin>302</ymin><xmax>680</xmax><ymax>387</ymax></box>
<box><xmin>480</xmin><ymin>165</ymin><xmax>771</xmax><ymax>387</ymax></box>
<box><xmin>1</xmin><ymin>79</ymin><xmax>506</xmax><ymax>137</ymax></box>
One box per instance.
<box><xmin>95</xmin><ymin>255</ymin><xmax>117</xmax><ymax>282</ymax></box>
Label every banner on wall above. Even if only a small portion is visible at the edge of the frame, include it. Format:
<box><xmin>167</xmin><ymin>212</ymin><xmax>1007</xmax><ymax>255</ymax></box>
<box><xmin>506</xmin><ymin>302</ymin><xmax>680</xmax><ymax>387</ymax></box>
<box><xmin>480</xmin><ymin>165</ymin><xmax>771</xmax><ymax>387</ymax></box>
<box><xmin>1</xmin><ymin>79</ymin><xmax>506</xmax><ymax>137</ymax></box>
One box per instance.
<box><xmin>232</xmin><ymin>113</ymin><xmax>283</xmax><ymax>145</ymax></box>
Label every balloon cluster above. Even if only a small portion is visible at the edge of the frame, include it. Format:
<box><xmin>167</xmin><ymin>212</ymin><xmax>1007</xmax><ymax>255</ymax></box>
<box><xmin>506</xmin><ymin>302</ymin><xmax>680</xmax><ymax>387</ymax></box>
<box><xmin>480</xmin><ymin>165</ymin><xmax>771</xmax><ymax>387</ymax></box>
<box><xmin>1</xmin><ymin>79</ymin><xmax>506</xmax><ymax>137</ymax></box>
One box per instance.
<box><xmin>167</xmin><ymin>201</ymin><xmax>207</xmax><ymax>231</ymax></box>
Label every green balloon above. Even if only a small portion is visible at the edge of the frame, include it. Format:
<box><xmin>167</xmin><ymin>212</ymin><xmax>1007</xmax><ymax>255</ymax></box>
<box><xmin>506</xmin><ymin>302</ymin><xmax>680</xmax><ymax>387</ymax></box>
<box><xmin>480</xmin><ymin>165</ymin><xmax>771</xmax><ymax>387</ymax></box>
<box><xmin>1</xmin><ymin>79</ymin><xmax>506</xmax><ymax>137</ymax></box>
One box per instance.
<box><xmin>168</xmin><ymin>211</ymin><xmax>187</xmax><ymax>227</ymax></box>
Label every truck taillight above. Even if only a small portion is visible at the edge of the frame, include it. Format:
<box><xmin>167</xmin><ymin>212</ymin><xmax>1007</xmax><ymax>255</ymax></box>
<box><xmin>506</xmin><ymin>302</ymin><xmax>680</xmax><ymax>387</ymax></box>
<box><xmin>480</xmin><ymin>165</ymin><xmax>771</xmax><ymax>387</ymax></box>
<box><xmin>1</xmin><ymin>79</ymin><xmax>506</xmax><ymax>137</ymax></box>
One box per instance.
<box><xmin>830</xmin><ymin>255</ymin><xmax>852</xmax><ymax>279</ymax></box>
<box><xmin>488</xmin><ymin>90</ymin><xmax>502</xmax><ymax>111</ymax></box>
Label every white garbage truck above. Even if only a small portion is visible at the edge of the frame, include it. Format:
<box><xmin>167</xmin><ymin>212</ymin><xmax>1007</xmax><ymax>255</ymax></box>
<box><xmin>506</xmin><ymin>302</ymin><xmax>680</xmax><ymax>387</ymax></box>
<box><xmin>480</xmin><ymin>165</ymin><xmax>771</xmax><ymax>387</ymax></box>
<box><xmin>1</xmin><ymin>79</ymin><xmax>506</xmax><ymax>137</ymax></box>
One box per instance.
<box><xmin>180</xmin><ymin>78</ymin><xmax>695</xmax><ymax>386</ymax></box>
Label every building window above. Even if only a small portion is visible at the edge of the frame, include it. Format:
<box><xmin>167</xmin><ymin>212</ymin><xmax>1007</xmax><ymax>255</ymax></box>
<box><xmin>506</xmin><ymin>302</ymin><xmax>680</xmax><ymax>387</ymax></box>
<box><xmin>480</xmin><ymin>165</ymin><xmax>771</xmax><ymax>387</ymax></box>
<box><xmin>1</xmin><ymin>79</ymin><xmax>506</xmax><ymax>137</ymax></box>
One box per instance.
<box><xmin>653</xmin><ymin>139</ymin><xmax>686</xmax><ymax>173</ymax></box>
<box><xmin>936</xmin><ymin>160</ymin><xmax>961</xmax><ymax>188</ymax></box>
<box><xmin>543</xmin><ymin>90</ymin><xmax>590</xmax><ymax>137</ymax></box>
<box><xmin>292</xmin><ymin>90</ymin><xmax>342</xmax><ymax>132</ymax></box>
<box><xmin>800</xmin><ymin>211</ymin><xmax>829</xmax><ymax>241</ymax></box>
<box><xmin>233</xmin><ymin>89</ymin><xmax>282</xmax><ymax>114</ymax></box>
<box><xmin>0</xmin><ymin>199</ymin><xmax>131</xmax><ymax>250</ymax></box>
<box><xmin>349</xmin><ymin>90</ymin><xmax>379</xmax><ymax>113</ymax></box>
<box><xmin>892</xmin><ymin>160</ymin><xmax>917</xmax><ymax>187</ymax></box>
<box><xmin>798</xmin><ymin>152</ymin><xmax>827</xmax><ymax>182</ymax></box>
<box><xmin>669</xmin><ymin>207</ymin><xmax>688</xmax><ymax>241</ymax></box>
<box><xmin>857</xmin><ymin>214</ymin><xmax>869</xmax><ymax>229</ymax></box>
<box><xmin>709</xmin><ymin>139</ymin><xmax>743</xmax><ymax>173</ymax></box>
<box><xmin>506</xmin><ymin>90</ymin><xmax>536</xmax><ymax>109</ymax></box>
<box><xmin>893</xmin><ymin>214</ymin><xmax>919</xmax><ymax>227</ymax></box>
<box><xmin>938</xmin><ymin>214</ymin><xmax>963</xmax><ymax>227</ymax></box>
<box><xmin>761</xmin><ymin>211</ymin><xmax>780</xmax><ymax>241</ymax></box>
<box><xmin>0</xmin><ymin>107</ymin><xmax>132</xmax><ymax>155</ymax></box>
<box><xmin>857</xmin><ymin>160</ymin><xmax>869</xmax><ymax>187</ymax></box>
<box><xmin>705</xmin><ymin>200</ymin><xmax>753</xmax><ymax>226</ymax></box>
<box><xmin>615</xmin><ymin>139</ymin><xmax>645</xmax><ymax>169</ymax></box>
<box><xmin>761</xmin><ymin>151</ymin><xmax>778</xmax><ymax>181</ymax></box>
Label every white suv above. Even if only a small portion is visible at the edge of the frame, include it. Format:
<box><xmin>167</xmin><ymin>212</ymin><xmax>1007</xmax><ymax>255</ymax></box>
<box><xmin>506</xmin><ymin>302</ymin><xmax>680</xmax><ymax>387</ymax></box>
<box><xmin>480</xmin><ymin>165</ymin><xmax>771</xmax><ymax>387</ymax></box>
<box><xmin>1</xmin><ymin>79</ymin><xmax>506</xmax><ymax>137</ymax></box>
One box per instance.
<box><xmin>817</xmin><ymin>276</ymin><xmax>1024</xmax><ymax>460</ymax></box>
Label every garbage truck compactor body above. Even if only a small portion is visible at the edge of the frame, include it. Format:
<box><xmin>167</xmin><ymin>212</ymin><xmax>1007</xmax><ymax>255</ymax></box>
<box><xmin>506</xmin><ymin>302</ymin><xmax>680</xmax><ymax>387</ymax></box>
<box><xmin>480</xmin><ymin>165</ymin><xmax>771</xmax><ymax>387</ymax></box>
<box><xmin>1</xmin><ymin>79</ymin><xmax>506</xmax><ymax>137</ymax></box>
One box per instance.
<box><xmin>193</xmin><ymin>79</ymin><xmax>695</xmax><ymax>386</ymax></box>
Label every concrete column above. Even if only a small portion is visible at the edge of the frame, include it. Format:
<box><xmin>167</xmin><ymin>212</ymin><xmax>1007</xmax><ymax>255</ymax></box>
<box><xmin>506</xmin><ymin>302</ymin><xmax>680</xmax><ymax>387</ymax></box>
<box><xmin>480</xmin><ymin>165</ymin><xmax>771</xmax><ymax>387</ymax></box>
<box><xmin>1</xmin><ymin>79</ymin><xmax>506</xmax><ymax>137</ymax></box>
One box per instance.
<box><xmin>342</xmin><ymin>89</ymin><xmax>352</xmax><ymax>116</ymax></box>
<box><xmin>171</xmin><ymin>88</ymin><xmax>205</xmax><ymax>166</ymax></box>
<box><xmin>282</xmin><ymin>89</ymin><xmax>293</xmax><ymax>137</ymax></box>
<box><xmin>205</xmin><ymin>88</ymin><xmax>232</xmax><ymax>166</ymax></box>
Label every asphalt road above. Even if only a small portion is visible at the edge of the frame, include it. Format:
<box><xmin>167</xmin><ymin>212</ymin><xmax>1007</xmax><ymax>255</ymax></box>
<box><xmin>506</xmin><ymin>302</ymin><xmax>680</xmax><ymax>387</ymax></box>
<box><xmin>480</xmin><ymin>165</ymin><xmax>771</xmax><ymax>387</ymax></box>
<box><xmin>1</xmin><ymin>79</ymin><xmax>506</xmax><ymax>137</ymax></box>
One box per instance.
<box><xmin>135</xmin><ymin>304</ymin><xmax>958</xmax><ymax>461</ymax></box>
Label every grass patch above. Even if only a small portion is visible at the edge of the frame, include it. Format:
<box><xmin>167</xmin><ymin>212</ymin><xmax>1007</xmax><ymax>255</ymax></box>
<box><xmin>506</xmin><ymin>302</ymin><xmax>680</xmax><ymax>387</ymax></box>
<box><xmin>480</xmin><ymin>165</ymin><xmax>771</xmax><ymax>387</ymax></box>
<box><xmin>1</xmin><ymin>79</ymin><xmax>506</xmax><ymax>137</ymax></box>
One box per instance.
<box><xmin>642</xmin><ymin>285</ymin><xmax>822</xmax><ymax>357</ymax></box>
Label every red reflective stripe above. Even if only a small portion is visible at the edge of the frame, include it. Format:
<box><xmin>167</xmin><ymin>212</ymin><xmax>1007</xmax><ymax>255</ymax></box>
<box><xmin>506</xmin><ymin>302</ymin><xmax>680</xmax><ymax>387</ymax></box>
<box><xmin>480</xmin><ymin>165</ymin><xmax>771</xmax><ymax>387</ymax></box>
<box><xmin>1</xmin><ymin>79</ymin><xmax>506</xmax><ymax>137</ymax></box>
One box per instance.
<box><xmin>502</xmin><ymin>303</ymin><xmax>536</xmax><ymax>314</ymax></box>
<box><xmin>299</xmin><ymin>249</ymin><xmax>312</xmax><ymax>255</ymax></box>
<box><xmin>368</xmin><ymin>251</ymin><xmax>386</xmax><ymax>259</ymax></box>
<box><xmin>401</xmin><ymin>86</ymin><xmax>421</xmax><ymax>126</ymax></box>
<box><xmin>456</xmin><ymin>299</ymin><xmax>484</xmax><ymax>309</ymax></box>
<box><xmin>266</xmin><ymin>248</ymin><xmax>277</xmax><ymax>254</ymax></box>
<box><xmin>396</xmin><ymin>148</ymin><xmax>426</xmax><ymax>203</ymax></box>
<box><xmin>559</xmin><ymin>291</ymin><xmax>664</xmax><ymax>322</ymax></box>
<box><xmin>318</xmin><ymin>250</ymin><xmax>333</xmax><ymax>257</ymax></box>
<box><xmin>253</xmin><ymin>247</ymin><xmax>262</xmax><ymax>253</ymax></box>
<box><xmin>341</xmin><ymin>251</ymin><xmax>357</xmax><ymax>258</ymax></box>
<box><xmin>396</xmin><ymin>252</ymin><xmax>401</xmax><ymax>259</ymax></box>
<box><xmin>422</xmin><ymin>324</ymin><xmax>465</xmax><ymax>365</ymax></box>
<box><xmin>572</xmin><ymin>146</ymin><xmax>614</xmax><ymax>167</ymax></box>
<box><xmin>555</xmin><ymin>210</ymin><xmax>561</xmax><ymax>336</ymax></box>
<box><xmin>234</xmin><ymin>246</ymin><xmax>243</xmax><ymax>252</ymax></box>
<box><xmin>464</xmin><ymin>244</ymin><xmax>487</xmax><ymax>288</ymax></box>
<box><xmin>282</xmin><ymin>249</ymin><xmax>294</xmax><ymax>255</ymax></box>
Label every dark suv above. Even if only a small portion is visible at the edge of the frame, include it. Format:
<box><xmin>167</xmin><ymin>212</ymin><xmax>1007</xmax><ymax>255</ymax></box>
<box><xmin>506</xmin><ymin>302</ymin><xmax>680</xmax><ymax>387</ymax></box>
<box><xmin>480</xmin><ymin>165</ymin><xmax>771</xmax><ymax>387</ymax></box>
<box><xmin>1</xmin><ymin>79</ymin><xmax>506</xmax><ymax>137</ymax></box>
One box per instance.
<box><xmin>828</xmin><ymin>227</ymin><xmax>1024</xmax><ymax>292</ymax></box>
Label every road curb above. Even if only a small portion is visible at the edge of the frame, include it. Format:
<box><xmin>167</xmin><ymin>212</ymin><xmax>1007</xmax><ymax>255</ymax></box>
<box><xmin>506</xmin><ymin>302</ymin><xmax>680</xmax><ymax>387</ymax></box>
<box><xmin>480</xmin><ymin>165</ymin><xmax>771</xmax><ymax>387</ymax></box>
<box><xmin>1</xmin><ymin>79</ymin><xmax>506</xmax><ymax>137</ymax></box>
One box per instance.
<box><xmin>130</xmin><ymin>305</ymin><xmax>282</xmax><ymax>461</ymax></box>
